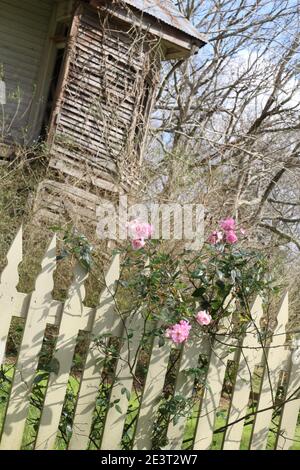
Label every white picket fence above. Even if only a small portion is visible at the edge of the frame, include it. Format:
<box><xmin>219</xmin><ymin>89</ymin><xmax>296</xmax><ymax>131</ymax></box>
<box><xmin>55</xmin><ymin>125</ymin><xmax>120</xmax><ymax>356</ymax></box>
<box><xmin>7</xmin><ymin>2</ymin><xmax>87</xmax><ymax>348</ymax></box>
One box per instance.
<box><xmin>0</xmin><ymin>227</ymin><xmax>299</xmax><ymax>450</ymax></box>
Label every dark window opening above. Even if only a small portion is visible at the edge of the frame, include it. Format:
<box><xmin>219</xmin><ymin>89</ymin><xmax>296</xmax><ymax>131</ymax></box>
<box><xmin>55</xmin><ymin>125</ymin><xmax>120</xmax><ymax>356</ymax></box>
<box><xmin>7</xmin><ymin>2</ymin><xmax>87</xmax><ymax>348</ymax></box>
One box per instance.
<box><xmin>40</xmin><ymin>21</ymin><xmax>70</xmax><ymax>140</ymax></box>
<box><xmin>40</xmin><ymin>47</ymin><xmax>66</xmax><ymax>140</ymax></box>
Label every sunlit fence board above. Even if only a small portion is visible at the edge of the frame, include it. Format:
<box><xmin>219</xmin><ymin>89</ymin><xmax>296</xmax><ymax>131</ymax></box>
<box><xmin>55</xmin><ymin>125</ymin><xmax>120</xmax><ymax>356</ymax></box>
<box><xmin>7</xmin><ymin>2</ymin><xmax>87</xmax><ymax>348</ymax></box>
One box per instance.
<box><xmin>0</xmin><ymin>236</ymin><xmax>57</xmax><ymax>450</ymax></box>
<box><xmin>133</xmin><ymin>330</ymin><xmax>171</xmax><ymax>450</ymax></box>
<box><xmin>69</xmin><ymin>255</ymin><xmax>121</xmax><ymax>450</ymax></box>
<box><xmin>222</xmin><ymin>296</ymin><xmax>264</xmax><ymax>449</ymax></box>
<box><xmin>166</xmin><ymin>336</ymin><xmax>210</xmax><ymax>450</ymax></box>
<box><xmin>250</xmin><ymin>293</ymin><xmax>289</xmax><ymax>450</ymax></box>
<box><xmin>100</xmin><ymin>311</ymin><xmax>144</xmax><ymax>450</ymax></box>
<box><xmin>0</xmin><ymin>228</ymin><xmax>25</xmax><ymax>366</ymax></box>
<box><xmin>193</xmin><ymin>328</ymin><xmax>237</xmax><ymax>450</ymax></box>
<box><xmin>276</xmin><ymin>357</ymin><xmax>300</xmax><ymax>450</ymax></box>
<box><xmin>35</xmin><ymin>264</ymin><xmax>92</xmax><ymax>450</ymax></box>
<box><xmin>0</xmin><ymin>229</ymin><xmax>299</xmax><ymax>451</ymax></box>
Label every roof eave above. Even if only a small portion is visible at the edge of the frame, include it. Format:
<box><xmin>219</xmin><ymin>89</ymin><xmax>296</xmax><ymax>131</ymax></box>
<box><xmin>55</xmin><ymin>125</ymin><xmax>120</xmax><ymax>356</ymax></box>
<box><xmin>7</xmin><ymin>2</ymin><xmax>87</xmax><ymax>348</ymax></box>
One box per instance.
<box><xmin>90</xmin><ymin>0</ymin><xmax>207</xmax><ymax>60</ymax></box>
<box><xmin>162</xmin><ymin>37</ymin><xmax>206</xmax><ymax>60</ymax></box>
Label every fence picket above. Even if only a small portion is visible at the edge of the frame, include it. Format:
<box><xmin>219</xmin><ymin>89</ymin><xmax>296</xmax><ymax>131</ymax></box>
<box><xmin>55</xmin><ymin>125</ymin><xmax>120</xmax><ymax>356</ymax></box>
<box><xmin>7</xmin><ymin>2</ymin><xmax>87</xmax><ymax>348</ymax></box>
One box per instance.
<box><xmin>193</xmin><ymin>330</ymin><xmax>236</xmax><ymax>450</ymax></box>
<box><xmin>0</xmin><ymin>230</ymin><xmax>299</xmax><ymax>451</ymax></box>
<box><xmin>68</xmin><ymin>255</ymin><xmax>121</xmax><ymax>450</ymax></box>
<box><xmin>250</xmin><ymin>293</ymin><xmax>289</xmax><ymax>449</ymax></box>
<box><xmin>35</xmin><ymin>263</ymin><xmax>91</xmax><ymax>450</ymax></box>
<box><xmin>0</xmin><ymin>236</ymin><xmax>57</xmax><ymax>450</ymax></box>
<box><xmin>100</xmin><ymin>311</ymin><xmax>144</xmax><ymax>450</ymax></box>
<box><xmin>0</xmin><ymin>228</ymin><xmax>23</xmax><ymax>365</ymax></box>
<box><xmin>133</xmin><ymin>329</ymin><xmax>171</xmax><ymax>450</ymax></box>
<box><xmin>166</xmin><ymin>336</ymin><xmax>210</xmax><ymax>450</ymax></box>
<box><xmin>222</xmin><ymin>296</ymin><xmax>264</xmax><ymax>450</ymax></box>
<box><xmin>276</xmin><ymin>356</ymin><xmax>300</xmax><ymax>450</ymax></box>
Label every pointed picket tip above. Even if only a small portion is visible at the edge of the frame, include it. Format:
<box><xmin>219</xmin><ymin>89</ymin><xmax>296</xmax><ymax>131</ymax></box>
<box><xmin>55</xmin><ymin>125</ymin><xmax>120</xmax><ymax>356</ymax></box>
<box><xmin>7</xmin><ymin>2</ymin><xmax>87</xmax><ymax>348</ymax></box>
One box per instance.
<box><xmin>14</xmin><ymin>225</ymin><xmax>23</xmax><ymax>242</ymax></box>
<box><xmin>223</xmin><ymin>293</ymin><xmax>235</xmax><ymax>313</ymax></box>
<box><xmin>105</xmin><ymin>253</ymin><xmax>120</xmax><ymax>287</ymax></box>
<box><xmin>272</xmin><ymin>290</ymin><xmax>289</xmax><ymax>342</ymax></box>
<box><xmin>217</xmin><ymin>293</ymin><xmax>235</xmax><ymax>331</ymax></box>
<box><xmin>0</xmin><ymin>225</ymin><xmax>23</xmax><ymax>286</ymax></box>
<box><xmin>277</xmin><ymin>290</ymin><xmax>288</xmax><ymax>321</ymax></box>
<box><xmin>34</xmin><ymin>234</ymin><xmax>57</xmax><ymax>294</ymax></box>
<box><xmin>12</xmin><ymin>225</ymin><xmax>23</xmax><ymax>249</ymax></box>
<box><xmin>65</xmin><ymin>262</ymin><xmax>89</xmax><ymax>311</ymax></box>
<box><xmin>5</xmin><ymin>225</ymin><xmax>22</xmax><ymax>262</ymax></box>
<box><xmin>250</xmin><ymin>295</ymin><xmax>263</xmax><ymax>321</ymax></box>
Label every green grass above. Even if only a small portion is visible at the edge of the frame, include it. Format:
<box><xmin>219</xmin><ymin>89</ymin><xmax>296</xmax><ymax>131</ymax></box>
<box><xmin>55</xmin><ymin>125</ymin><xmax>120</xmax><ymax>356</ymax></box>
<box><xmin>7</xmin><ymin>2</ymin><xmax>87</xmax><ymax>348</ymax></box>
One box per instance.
<box><xmin>183</xmin><ymin>407</ymin><xmax>300</xmax><ymax>450</ymax></box>
<box><xmin>0</xmin><ymin>366</ymin><xmax>80</xmax><ymax>450</ymax></box>
<box><xmin>0</xmin><ymin>366</ymin><xmax>300</xmax><ymax>450</ymax></box>
<box><xmin>291</xmin><ymin>423</ymin><xmax>300</xmax><ymax>450</ymax></box>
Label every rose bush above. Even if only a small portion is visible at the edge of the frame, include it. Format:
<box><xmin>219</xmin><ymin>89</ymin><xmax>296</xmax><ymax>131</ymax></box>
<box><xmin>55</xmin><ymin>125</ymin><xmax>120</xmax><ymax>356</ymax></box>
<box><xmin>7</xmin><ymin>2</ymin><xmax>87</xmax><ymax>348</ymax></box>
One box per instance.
<box><xmin>50</xmin><ymin>217</ymin><xmax>277</xmax><ymax>450</ymax></box>
<box><xmin>116</xmin><ymin>217</ymin><xmax>275</xmax><ymax>349</ymax></box>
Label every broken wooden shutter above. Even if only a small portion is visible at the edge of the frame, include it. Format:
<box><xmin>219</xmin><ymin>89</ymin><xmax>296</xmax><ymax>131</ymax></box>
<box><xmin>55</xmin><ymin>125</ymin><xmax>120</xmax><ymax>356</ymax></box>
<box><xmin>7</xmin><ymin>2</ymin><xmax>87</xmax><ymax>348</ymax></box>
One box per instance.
<box><xmin>46</xmin><ymin>2</ymin><xmax>159</xmax><ymax>199</ymax></box>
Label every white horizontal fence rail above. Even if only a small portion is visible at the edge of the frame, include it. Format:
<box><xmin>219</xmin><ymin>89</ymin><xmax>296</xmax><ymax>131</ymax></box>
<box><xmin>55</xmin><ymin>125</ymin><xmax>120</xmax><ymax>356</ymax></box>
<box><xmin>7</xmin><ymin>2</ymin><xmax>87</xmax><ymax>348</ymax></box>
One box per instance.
<box><xmin>0</xmin><ymin>227</ymin><xmax>299</xmax><ymax>450</ymax></box>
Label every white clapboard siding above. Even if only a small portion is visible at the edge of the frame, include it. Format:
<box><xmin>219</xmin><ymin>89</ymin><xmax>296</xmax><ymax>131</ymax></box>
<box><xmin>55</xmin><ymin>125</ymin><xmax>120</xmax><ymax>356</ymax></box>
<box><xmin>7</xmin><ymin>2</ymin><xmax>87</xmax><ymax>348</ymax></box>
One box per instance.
<box><xmin>0</xmin><ymin>236</ymin><xmax>57</xmax><ymax>450</ymax></box>
<box><xmin>222</xmin><ymin>296</ymin><xmax>264</xmax><ymax>449</ymax></box>
<box><xmin>133</xmin><ymin>328</ymin><xmax>171</xmax><ymax>450</ymax></box>
<box><xmin>250</xmin><ymin>293</ymin><xmax>289</xmax><ymax>449</ymax></box>
<box><xmin>276</xmin><ymin>356</ymin><xmax>300</xmax><ymax>450</ymax></box>
<box><xmin>35</xmin><ymin>263</ymin><xmax>93</xmax><ymax>450</ymax></box>
<box><xmin>68</xmin><ymin>255</ymin><xmax>122</xmax><ymax>450</ymax></box>
<box><xmin>0</xmin><ymin>0</ymin><xmax>53</xmax><ymax>141</ymax></box>
<box><xmin>166</xmin><ymin>335</ymin><xmax>210</xmax><ymax>450</ymax></box>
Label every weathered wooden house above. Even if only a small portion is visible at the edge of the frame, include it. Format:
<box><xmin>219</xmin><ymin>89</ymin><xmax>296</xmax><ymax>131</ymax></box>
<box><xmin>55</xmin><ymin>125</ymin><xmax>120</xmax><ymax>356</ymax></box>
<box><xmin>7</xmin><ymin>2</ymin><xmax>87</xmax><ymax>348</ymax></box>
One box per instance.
<box><xmin>0</xmin><ymin>0</ymin><xmax>206</xmax><ymax>224</ymax></box>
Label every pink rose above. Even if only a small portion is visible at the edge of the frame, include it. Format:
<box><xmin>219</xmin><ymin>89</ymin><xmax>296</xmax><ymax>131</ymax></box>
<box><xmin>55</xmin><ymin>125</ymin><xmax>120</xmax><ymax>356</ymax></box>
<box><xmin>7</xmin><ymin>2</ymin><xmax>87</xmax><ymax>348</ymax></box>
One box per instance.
<box><xmin>127</xmin><ymin>219</ymin><xmax>139</xmax><ymax>238</ymax></box>
<box><xmin>195</xmin><ymin>310</ymin><xmax>212</xmax><ymax>326</ymax></box>
<box><xmin>165</xmin><ymin>320</ymin><xmax>191</xmax><ymax>344</ymax></box>
<box><xmin>135</xmin><ymin>222</ymin><xmax>154</xmax><ymax>239</ymax></box>
<box><xmin>131</xmin><ymin>238</ymin><xmax>146</xmax><ymax>250</ymax></box>
<box><xmin>208</xmin><ymin>230</ymin><xmax>223</xmax><ymax>245</ymax></box>
<box><xmin>128</xmin><ymin>219</ymin><xmax>154</xmax><ymax>240</ymax></box>
<box><xmin>226</xmin><ymin>230</ymin><xmax>238</xmax><ymax>244</ymax></box>
<box><xmin>220</xmin><ymin>218</ymin><xmax>236</xmax><ymax>232</ymax></box>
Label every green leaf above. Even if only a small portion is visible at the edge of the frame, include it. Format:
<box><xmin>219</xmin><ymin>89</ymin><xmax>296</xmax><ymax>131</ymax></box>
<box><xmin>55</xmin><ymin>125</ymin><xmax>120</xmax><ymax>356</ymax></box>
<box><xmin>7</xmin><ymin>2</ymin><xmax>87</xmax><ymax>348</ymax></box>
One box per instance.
<box><xmin>115</xmin><ymin>404</ymin><xmax>122</xmax><ymax>414</ymax></box>
<box><xmin>49</xmin><ymin>225</ymin><xmax>62</xmax><ymax>233</ymax></box>
<box><xmin>121</xmin><ymin>387</ymin><xmax>131</xmax><ymax>401</ymax></box>
<box><xmin>33</xmin><ymin>372</ymin><xmax>49</xmax><ymax>385</ymax></box>
<box><xmin>44</xmin><ymin>358</ymin><xmax>60</xmax><ymax>375</ymax></box>
<box><xmin>192</xmin><ymin>287</ymin><xmax>206</xmax><ymax>297</ymax></box>
<box><xmin>191</xmin><ymin>269</ymin><xmax>205</xmax><ymax>279</ymax></box>
<box><xmin>173</xmin><ymin>415</ymin><xmax>180</xmax><ymax>426</ymax></box>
